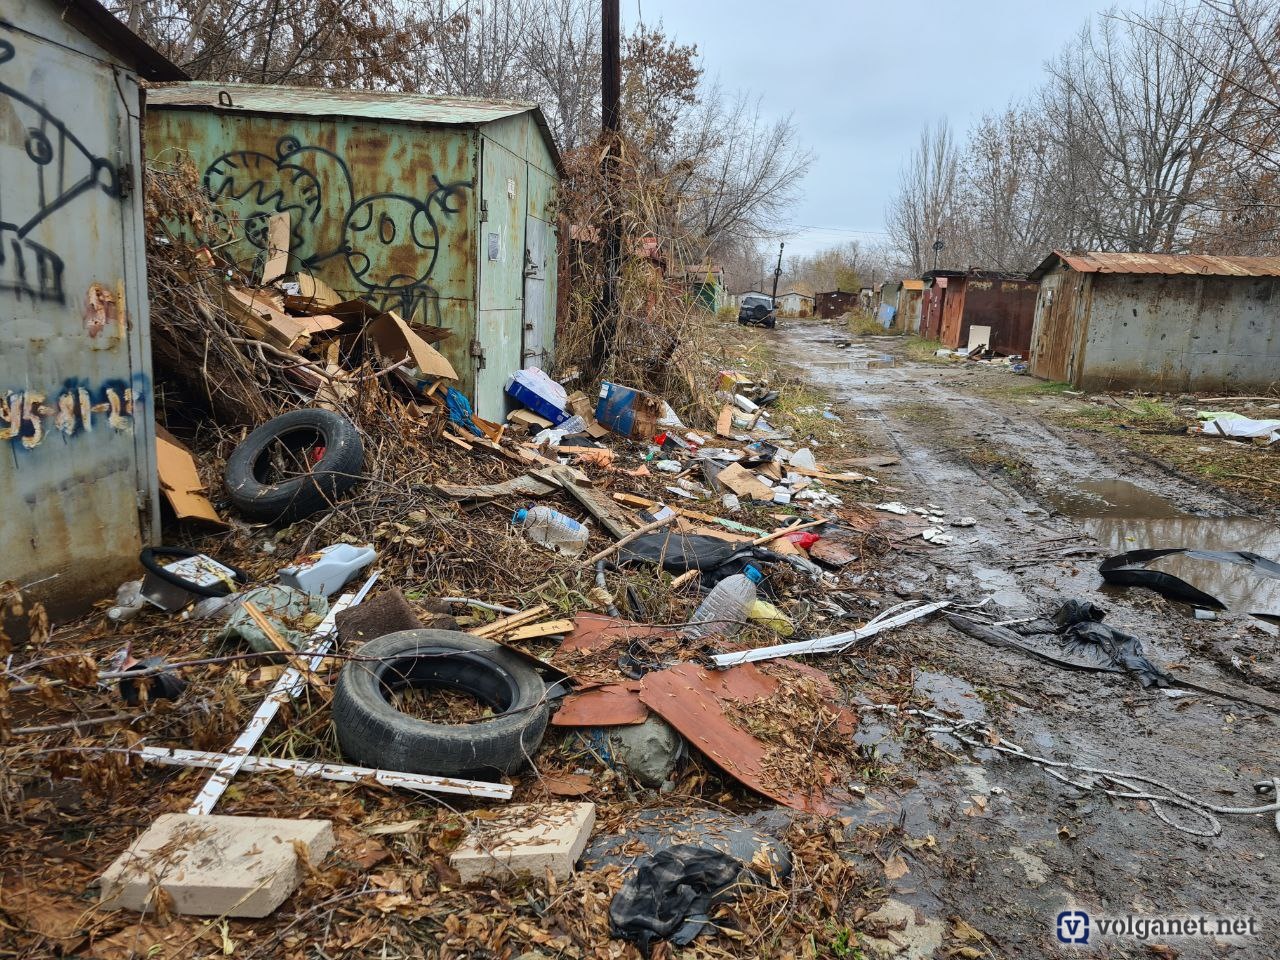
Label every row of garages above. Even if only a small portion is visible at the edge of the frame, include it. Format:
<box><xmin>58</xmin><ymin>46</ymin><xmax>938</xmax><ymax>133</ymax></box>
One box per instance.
<box><xmin>876</xmin><ymin>252</ymin><xmax>1280</xmax><ymax>393</ymax></box>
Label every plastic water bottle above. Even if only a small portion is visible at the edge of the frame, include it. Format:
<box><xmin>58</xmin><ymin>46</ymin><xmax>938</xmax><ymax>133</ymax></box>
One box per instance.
<box><xmin>513</xmin><ymin>506</ymin><xmax>589</xmax><ymax>557</ymax></box>
<box><xmin>684</xmin><ymin>565</ymin><xmax>763</xmax><ymax>639</ymax></box>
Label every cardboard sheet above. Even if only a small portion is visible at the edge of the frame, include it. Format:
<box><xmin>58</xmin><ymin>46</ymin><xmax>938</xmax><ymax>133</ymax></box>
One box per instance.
<box><xmin>155</xmin><ymin>428</ymin><xmax>225</xmax><ymax>525</ymax></box>
<box><xmin>715</xmin><ymin>463</ymin><xmax>775</xmax><ymax>501</ymax></box>
<box><xmin>366</xmin><ymin>311</ymin><xmax>457</xmax><ymax>380</ymax></box>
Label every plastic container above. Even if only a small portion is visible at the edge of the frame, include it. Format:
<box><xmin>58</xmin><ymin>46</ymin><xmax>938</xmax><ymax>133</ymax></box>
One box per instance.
<box><xmin>278</xmin><ymin>543</ymin><xmax>377</xmax><ymax>597</ymax></box>
<box><xmin>513</xmin><ymin>506</ymin><xmax>589</xmax><ymax>557</ymax></box>
<box><xmin>506</xmin><ymin>368</ymin><xmax>570</xmax><ymax>424</ymax></box>
<box><xmin>684</xmin><ymin>565</ymin><xmax>763</xmax><ymax>639</ymax></box>
<box><xmin>748</xmin><ymin>599</ymin><xmax>794</xmax><ymax>637</ymax></box>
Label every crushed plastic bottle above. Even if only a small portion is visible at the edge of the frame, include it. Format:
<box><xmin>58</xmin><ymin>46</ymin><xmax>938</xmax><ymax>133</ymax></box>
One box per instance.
<box><xmin>513</xmin><ymin>506</ymin><xmax>590</xmax><ymax>557</ymax></box>
<box><xmin>106</xmin><ymin>579</ymin><xmax>147</xmax><ymax>623</ymax></box>
<box><xmin>683</xmin><ymin>565</ymin><xmax>763</xmax><ymax>639</ymax></box>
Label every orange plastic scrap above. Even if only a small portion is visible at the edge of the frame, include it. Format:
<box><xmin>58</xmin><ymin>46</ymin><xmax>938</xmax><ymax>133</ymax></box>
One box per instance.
<box><xmin>637</xmin><ymin>662</ymin><xmax>835</xmax><ymax>815</ymax></box>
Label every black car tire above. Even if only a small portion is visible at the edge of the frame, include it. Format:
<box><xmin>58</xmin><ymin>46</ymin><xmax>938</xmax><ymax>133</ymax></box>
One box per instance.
<box><xmin>333</xmin><ymin>629</ymin><xmax>549</xmax><ymax>777</ymax></box>
<box><xmin>224</xmin><ymin>409</ymin><xmax>364</xmax><ymax>522</ymax></box>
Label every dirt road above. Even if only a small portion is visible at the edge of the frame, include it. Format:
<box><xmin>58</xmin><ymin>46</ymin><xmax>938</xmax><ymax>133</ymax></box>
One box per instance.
<box><xmin>778</xmin><ymin>321</ymin><xmax>1280</xmax><ymax>958</ymax></box>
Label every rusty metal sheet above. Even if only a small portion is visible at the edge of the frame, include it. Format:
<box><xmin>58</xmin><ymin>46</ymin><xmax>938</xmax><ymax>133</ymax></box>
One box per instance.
<box><xmin>558</xmin><ymin>613</ymin><xmax>678</xmax><ymax>655</ymax></box>
<box><xmin>1</xmin><ymin>6</ymin><xmax>160</xmax><ymax>620</ymax></box>
<box><xmin>1038</xmin><ymin>250</ymin><xmax>1280</xmax><ymax>279</ymax></box>
<box><xmin>551</xmin><ymin>682</ymin><xmax>649</xmax><ymax>727</ymax></box>
<box><xmin>638</xmin><ymin>662</ymin><xmax>835</xmax><ymax>814</ymax></box>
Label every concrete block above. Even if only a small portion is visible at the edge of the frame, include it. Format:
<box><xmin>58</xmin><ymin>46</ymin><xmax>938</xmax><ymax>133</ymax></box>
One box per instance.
<box><xmin>450</xmin><ymin>802</ymin><xmax>595</xmax><ymax>882</ymax></box>
<box><xmin>99</xmin><ymin>813</ymin><xmax>334</xmax><ymax>918</ymax></box>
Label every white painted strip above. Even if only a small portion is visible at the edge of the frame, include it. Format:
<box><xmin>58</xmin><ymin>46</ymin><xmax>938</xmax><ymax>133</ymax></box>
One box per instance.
<box><xmin>186</xmin><ymin>571</ymin><xmax>380</xmax><ymax>815</ymax></box>
<box><xmin>711</xmin><ymin>601</ymin><xmax>950</xmax><ymax>667</ymax></box>
<box><xmin>140</xmin><ymin>746</ymin><xmax>512</xmax><ymax>800</ymax></box>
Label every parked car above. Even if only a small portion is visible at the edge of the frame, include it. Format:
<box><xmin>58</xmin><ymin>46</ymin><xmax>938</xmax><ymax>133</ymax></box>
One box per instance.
<box><xmin>737</xmin><ymin>294</ymin><xmax>777</xmax><ymax>328</ymax></box>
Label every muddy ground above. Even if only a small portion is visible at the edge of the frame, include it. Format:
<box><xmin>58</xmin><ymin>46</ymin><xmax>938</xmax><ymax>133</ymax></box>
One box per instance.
<box><xmin>772</xmin><ymin>321</ymin><xmax>1280</xmax><ymax>959</ymax></box>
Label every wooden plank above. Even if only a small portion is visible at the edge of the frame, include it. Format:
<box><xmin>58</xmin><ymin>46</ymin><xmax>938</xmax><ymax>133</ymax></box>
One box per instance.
<box><xmin>503</xmin><ymin>618</ymin><xmax>576</xmax><ymax>643</ymax></box>
<box><xmin>471</xmin><ymin>604</ymin><xmax>551</xmax><ymax>638</ymax></box>
<box><xmin>556</xmin><ymin>468</ymin><xmax>636</xmax><ymax>540</ymax></box>
<box><xmin>241</xmin><ymin>602</ymin><xmax>331</xmax><ymax>702</ymax></box>
<box><xmin>716</xmin><ymin>404</ymin><xmax>735</xmax><ymax>438</ymax></box>
<box><xmin>610</xmin><ymin>492</ymin><xmax>769</xmax><ymax>536</ymax></box>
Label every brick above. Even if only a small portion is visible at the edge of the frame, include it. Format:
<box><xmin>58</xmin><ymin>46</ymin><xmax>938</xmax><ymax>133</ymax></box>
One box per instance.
<box><xmin>450</xmin><ymin>802</ymin><xmax>595</xmax><ymax>882</ymax></box>
<box><xmin>99</xmin><ymin>813</ymin><xmax>334</xmax><ymax>918</ymax></box>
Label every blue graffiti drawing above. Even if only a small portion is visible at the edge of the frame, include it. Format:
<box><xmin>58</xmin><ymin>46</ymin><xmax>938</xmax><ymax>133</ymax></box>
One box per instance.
<box><xmin>2</xmin><ymin>373</ymin><xmax>148</xmax><ymax>454</ymax></box>
<box><xmin>202</xmin><ymin>136</ymin><xmax>471</xmax><ymax>321</ymax></box>
<box><xmin>0</xmin><ymin>30</ymin><xmax>122</xmax><ymax>304</ymax></box>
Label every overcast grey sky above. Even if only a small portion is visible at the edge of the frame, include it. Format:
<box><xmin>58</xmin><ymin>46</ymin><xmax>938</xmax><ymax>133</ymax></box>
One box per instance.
<box><xmin>629</xmin><ymin>0</ymin><xmax>1118</xmax><ymax>259</ymax></box>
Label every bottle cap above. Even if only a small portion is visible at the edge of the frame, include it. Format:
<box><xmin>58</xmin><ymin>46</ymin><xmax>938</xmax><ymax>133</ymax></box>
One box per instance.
<box><xmin>743</xmin><ymin>565</ymin><xmax>763</xmax><ymax>584</ymax></box>
<box><xmin>513</xmin><ymin>508</ymin><xmax>529</xmax><ymax>524</ymax></box>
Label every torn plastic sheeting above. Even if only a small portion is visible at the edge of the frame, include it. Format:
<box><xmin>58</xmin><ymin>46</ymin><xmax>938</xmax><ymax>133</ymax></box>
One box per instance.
<box><xmin>1200</xmin><ymin>415</ymin><xmax>1280</xmax><ymax>443</ymax></box>
<box><xmin>1054</xmin><ymin>600</ymin><xmax>1172</xmax><ymax>689</ymax></box>
<box><xmin>1099</xmin><ymin>548</ymin><xmax>1280</xmax><ymax>616</ymax></box>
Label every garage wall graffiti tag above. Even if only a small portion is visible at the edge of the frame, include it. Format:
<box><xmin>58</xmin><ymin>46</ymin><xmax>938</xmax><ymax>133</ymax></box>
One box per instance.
<box><xmin>203</xmin><ymin>136</ymin><xmax>471</xmax><ymax>321</ymax></box>
<box><xmin>2</xmin><ymin>375</ymin><xmax>147</xmax><ymax>452</ymax></box>
<box><xmin>0</xmin><ymin>31</ymin><xmax>122</xmax><ymax>305</ymax></box>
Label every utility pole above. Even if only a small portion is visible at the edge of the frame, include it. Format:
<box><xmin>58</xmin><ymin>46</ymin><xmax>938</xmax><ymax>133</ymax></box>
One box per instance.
<box><xmin>590</xmin><ymin>0</ymin><xmax>622</xmax><ymax>375</ymax></box>
<box><xmin>770</xmin><ymin>241</ymin><xmax>784</xmax><ymax>305</ymax></box>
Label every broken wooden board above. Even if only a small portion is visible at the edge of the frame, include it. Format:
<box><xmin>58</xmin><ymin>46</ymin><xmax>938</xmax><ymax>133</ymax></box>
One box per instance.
<box><xmin>428</xmin><ymin>475</ymin><xmax>559</xmax><ymax>502</ymax></box>
<box><xmin>638</xmin><ymin>662</ymin><xmax>835</xmax><ymax>815</ymax></box>
<box><xmin>471</xmin><ymin>604</ymin><xmax>552</xmax><ymax>639</ymax></box>
<box><xmin>715</xmin><ymin>463</ymin><xmax>776</xmax><ymax>501</ymax></box>
<box><xmin>555</xmin><ymin>468</ymin><xmax>637</xmax><ymax>540</ymax></box>
<box><xmin>844</xmin><ymin>455</ymin><xmax>901</xmax><ymax>469</ymax></box>
<box><xmin>809</xmin><ymin>536</ymin><xmax>860</xmax><ymax>568</ymax></box>
<box><xmin>503</xmin><ymin>619</ymin><xmax>576</xmax><ymax>643</ymax></box>
<box><xmin>789</xmin><ymin>466</ymin><xmax>873</xmax><ymax>484</ymax></box>
<box><xmin>224</xmin><ymin>286</ymin><xmax>309</xmax><ymax>351</ymax></box>
<box><xmin>155</xmin><ymin>427</ymin><xmax>225</xmax><ymax>525</ymax></box>
<box><xmin>611</xmin><ymin>492</ymin><xmax>768</xmax><ymax>536</ymax></box>
<box><xmin>261</xmin><ymin>212</ymin><xmax>290</xmax><ymax>283</ymax></box>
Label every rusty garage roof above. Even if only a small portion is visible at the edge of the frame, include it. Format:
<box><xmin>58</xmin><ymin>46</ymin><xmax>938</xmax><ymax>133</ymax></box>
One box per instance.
<box><xmin>147</xmin><ymin>81</ymin><xmax>562</xmax><ymax>171</ymax></box>
<box><xmin>1031</xmin><ymin>250</ymin><xmax>1280</xmax><ymax>281</ymax></box>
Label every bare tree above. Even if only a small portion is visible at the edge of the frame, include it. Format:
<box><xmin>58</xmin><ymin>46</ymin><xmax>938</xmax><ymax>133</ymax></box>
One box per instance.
<box><xmin>1043</xmin><ymin>12</ymin><xmax>1240</xmax><ymax>252</ymax></box>
<box><xmin>886</xmin><ymin>120</ymin><xmax>959</xmax><ymax>273</ymax></box>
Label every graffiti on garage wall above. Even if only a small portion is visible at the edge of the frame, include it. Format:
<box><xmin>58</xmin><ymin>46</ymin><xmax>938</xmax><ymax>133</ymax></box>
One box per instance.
<box><xmin>203</xmin><ymin>136</ymin><xmax>471</xmax><ymax>323</ymax></box>
<box><xmin>2</xmin><ymin>374</ymin><xmax>147</xmax><ymax>451</ymax></box>
<box><xmin>0</xmin><ymin>32</ymin><xmax>123</xmax><ymax>306</ymax></box>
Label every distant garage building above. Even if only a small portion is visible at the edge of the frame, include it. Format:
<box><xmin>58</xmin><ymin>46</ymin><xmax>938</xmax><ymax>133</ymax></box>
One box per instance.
<box><xmin>921</xmin><ymin>269</ymin><xmax>1037</xmax><ymax>355</ymax></box>
<box><xmin>1028</xmin><ymin>251</ymin><xmax>1280</xmax><ymax>392</ymax></box>
<box><xmin>814</xmin><ymin>289</ymin><xmax>859</xmax><ymax>319</ymax></box>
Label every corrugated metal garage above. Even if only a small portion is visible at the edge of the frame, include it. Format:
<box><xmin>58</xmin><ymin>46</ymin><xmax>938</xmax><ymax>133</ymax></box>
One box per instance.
<box><xmin>1028</xmin><ymin>251</ymin><xmax>1280</xmax><ymax>392</ymax></box>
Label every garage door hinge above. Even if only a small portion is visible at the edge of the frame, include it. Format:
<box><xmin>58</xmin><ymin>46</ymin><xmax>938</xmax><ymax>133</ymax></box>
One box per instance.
<box><xmin>117</xmin><ymin>163</ymin><xmax>134</xmax><ymax>199</ymax></box>
<box><xmin>470</xmin><ymin>337</ymin><xmax>486</xmax><ymax>370</ymax></box>
<box><xmin>479</xmin><ymin>199</ymin><xmax>488</xmax><ymax>223</ymax></box>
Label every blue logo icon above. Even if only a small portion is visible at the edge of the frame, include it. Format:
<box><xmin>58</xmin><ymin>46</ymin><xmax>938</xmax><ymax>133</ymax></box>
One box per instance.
<box><xmin>1057</xmin><ymin>910</ymin><xmax>1091</xmax><ymax>944</ymax></box>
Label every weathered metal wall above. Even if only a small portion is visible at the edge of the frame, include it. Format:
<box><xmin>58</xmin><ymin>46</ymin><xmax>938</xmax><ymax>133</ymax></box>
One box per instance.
<box><xmin>1030</xmin><ymin>267</ymin><xmax>1092</xmax><ymax>383</ymax></box>
<box><xmin>815</xmin><ymin>290</ymin><xmax>857</xmax><ymax>319</ymax></box>
<box><xmin>938</xmin><ymin>277</ymin><xmax>967</xmax><ymax>347</ymax></box>
<box><xmin>144</xmin><ymin>107</ymin><xmax>480</xmax><ymax>400</ymax></box>
<box><xmin>920</xmin><ymin>279</ymin><xmax>947</xmax><ymax>340</ymax></box>
<box><xmin>946</xmin><ymin>277</ymin><xmax>1038</xmax><ymax>355</ymax></box>
<box><xmin>474</xmin><ymin>128</ymin><xmax>526</xmax><ymax>416</ymax></box>
<box><xmin>1079</xmin><ymin>275</ymin><xmax>1280</xmax><ymax>392</ymax></box>
<box><xmin>900</xmin><ymin>285</ymin><xmax>923</xmax><ymax>334</ymax></box>
<box><xmin>1</xmin><ymin>3</ymin><xmax>159</xmax><ymax>617</ymax></box>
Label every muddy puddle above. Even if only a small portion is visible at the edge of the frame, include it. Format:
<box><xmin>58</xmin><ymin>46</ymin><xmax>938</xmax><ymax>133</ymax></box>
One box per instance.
<box><xmin>1044</xmin><ymin>478</ymin><xmax>1280</xmax><ymax>616</ymax></box>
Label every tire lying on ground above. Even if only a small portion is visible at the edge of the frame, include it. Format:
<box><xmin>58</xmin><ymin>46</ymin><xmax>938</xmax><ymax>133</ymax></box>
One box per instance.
<box><xmin>224</xmin><ymin>408</ymin><xmax>364</xmax><ymax>522</ymax></box>
<box><xmin>333</xmin><ymin>629</ymin><xmax>549</xmax><ymax>777</ymax></box>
